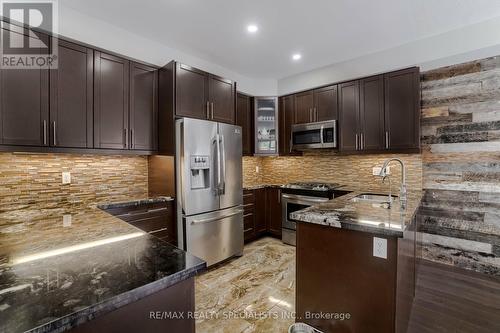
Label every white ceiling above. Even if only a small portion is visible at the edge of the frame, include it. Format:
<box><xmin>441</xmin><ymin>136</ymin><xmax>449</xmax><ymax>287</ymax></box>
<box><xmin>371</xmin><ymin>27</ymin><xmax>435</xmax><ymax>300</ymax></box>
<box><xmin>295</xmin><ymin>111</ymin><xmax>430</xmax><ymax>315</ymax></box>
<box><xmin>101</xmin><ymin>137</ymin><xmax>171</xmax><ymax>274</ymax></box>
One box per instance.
<box><xmin>62</xmin><ymin>0</ymin><xmax>500</xmax><ymax>80</ymax></box>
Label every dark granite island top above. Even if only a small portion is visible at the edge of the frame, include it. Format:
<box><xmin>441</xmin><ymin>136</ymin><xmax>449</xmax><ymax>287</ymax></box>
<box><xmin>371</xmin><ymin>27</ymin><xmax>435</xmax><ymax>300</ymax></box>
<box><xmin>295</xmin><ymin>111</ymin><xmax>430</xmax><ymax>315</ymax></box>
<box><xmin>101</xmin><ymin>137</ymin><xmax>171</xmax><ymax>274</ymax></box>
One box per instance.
<box><xmin>290</xmin><ymin>188</ymin><xmax>423</xmax><ymax>237</ymax></box>
<box><xmin>0</xmin><ymin>200</ymin><xmax>206</xmax><ymax>333</ymax></box>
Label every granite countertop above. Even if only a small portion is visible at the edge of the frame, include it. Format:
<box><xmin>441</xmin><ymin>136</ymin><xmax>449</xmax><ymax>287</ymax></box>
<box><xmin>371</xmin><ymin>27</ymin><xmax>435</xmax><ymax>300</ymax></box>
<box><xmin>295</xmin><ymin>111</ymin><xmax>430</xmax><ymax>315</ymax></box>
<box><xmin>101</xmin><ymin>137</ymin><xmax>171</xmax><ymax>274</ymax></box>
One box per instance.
<box><xmin>0</xmin><ymin>198</ymin><xmax>205</xmax><ymax>333</ymax></box>
<box><xmin>290</xmin><ymin>187</ymin><xmax>422</xmax><ymax>237</ymax></box>
<box><xmin>97</xmin><ymin>196</ymin><xmax>175</xmax><ymax>210</ymax></box>
<box><xmin>243</xmin><ymin>184</ymin><xmax>284</xmax><ymax>190</ymax></box>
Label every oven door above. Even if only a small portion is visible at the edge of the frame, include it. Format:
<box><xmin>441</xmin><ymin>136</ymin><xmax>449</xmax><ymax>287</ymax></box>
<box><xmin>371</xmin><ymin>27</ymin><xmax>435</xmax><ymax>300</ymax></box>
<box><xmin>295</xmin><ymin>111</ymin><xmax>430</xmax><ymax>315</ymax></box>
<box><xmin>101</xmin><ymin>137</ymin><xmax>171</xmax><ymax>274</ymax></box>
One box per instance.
<box><xmin>291</xmin><ymin>120</ymin><xmax>337</xmax><ymax>150</ymax></box>
<box><xmin>282</xmin><ymin>193</ymin><xmax>330</xmax><ymax>230</ymax></box>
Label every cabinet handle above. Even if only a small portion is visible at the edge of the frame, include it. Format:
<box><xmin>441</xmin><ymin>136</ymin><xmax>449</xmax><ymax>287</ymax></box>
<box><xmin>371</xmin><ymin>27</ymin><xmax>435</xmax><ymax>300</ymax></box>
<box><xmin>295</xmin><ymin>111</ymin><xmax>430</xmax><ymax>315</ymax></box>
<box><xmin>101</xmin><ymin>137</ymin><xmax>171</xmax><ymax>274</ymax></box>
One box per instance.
<box><xmin>360</xmin><ymin>133</ymin><xmax>363</xmax><ymax>150</ymax></box>
<box><xmin>385</xmin><ymin>131</ymin><xmax>389</xmax><ymax>149</ymax></box>
<box><xmin>124</xmin><ymin>129</ymin><xmax>128</xmax><ymax>148</ymax></box>
<box><xmin>206</xmin><ymin>101</ymin><xmax>210</xmax><ymax>119</ymax></box>
<box><xmin>355</xmin><ymin>133</ymin><xmax>359</xmax><ymax>150</ymax></box>
<box><xmin>53</xmin><ymin>121</ymin><xmax>56</xmax><ymax>146</ymax></box>
<box><xmin>43</xmin><ymin>120</ymin><xmax>47</xmax><ymax>145</ymax></box>
<box><xmin>130</xmin><ymin>129</ymin><xmax>134</xmax><ymax>149</ymax></box>
<box><xmin>314</xmin><ymin>107</ymin><xmax>317</xmax><ymax>121</ymax></box>
<box><xmin>278</xmin><ymin>190</ymin><xmax>281</xmax><ymax>203</ymax></box>
<box><xmin>211</xmin><ymin>102</ymin><xmax>214</xmax><ymax>119</ymax></box>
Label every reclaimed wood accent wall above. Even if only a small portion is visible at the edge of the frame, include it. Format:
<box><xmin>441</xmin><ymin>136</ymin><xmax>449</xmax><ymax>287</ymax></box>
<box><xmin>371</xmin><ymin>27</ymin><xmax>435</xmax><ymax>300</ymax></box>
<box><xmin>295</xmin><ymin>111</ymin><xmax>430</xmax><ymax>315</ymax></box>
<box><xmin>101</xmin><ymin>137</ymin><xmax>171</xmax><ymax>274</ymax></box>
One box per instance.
<box><xmin>419</xmin><ymin>57</ymin><xmax>500</xmax><ymax>276</ymax></box>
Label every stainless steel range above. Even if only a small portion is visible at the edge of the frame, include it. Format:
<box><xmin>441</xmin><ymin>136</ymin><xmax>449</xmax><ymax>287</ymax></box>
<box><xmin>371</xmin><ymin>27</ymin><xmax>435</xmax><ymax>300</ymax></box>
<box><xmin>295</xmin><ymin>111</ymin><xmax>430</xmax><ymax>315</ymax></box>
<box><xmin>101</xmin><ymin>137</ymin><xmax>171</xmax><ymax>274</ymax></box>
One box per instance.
<box><xmin>281</xmin><ymin>182</ymin><xmax>345</xmax><ymax>246</ymax></box>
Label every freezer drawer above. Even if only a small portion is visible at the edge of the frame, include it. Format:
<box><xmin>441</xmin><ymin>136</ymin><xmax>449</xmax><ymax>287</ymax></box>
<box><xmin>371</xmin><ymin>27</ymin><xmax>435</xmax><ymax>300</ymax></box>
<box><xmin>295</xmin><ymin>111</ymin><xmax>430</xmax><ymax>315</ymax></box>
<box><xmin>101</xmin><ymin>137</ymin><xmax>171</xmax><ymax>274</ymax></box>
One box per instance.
<box><xmin>184</xmin><ymin>206</ymin><xmax>243</xmax><ymax>266</ymax></box>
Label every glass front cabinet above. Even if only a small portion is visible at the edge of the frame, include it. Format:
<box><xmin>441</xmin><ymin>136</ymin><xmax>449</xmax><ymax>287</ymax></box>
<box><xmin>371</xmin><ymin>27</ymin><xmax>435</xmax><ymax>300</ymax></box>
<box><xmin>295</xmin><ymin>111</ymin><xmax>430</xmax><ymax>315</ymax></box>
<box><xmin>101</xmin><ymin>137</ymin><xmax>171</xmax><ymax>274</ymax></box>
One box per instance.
<box><xmin>254</xmin><ymin>97</ymin><xmax>278</xmax><ymax>155</ymax></box>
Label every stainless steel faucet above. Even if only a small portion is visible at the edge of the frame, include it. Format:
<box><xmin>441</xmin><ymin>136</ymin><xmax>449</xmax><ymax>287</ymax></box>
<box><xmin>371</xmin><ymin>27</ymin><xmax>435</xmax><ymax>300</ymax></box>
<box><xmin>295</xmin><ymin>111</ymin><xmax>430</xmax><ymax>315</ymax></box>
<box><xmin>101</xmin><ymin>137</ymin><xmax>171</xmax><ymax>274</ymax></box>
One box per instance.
<box><xmin>379</xmin><ymin>158</ymin><xmax>407</xmax><ymax>208</ymax></box>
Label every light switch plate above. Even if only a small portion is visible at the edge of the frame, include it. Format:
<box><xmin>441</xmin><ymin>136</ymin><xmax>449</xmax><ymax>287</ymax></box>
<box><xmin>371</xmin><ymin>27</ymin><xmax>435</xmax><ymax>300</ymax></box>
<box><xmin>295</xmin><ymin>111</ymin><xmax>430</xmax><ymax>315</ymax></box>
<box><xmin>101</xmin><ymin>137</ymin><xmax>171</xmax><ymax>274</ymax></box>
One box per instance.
<box><xmin>63</xmin><ymin>214</ymin><xmax>72</xmax><ymax>227</ymax></box>
<box><xmin>62</xmin><ymin>172</ymin><xmax>71</xmax><ymax>184</ymax></box>
<box><xmin>373</xmin><ymin>166</ymin><xmax>390</xmax><ymax>176</ymax></box>
<box><xmin>256</xmin><ymin>166</ymin><xmax>260</xmax><ymax>173</ymax></box>
<box><xmin>373</xmin><ymin>237</ymin><xmax>387</xmax><ymax>259</ymax></box>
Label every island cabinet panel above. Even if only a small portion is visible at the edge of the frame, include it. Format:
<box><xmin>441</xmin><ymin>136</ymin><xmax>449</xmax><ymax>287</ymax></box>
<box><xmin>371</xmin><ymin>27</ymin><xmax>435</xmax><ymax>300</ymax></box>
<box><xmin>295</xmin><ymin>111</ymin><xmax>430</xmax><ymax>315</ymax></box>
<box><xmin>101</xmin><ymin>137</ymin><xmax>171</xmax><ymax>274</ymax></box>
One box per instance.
<box><xmin>295</xmin><ymin>91</ymin><xmax>314</xmax><ymax>124</ymax></box>
<box><xmin>338</xmin><ymin>80</ymin><xmax>360</xmax><ymax>153</ymax></box>
<box><xmin>266</xmin><ymin>187</ymin><xmax>282</xmax><ymax>237</ymax></box>
<box><xmin>129</xmin><ymin>62</ymin><xmax>158</xmax><ymax>151</ymax></box>
<box><xmin>175</xmin><ymin>63</ymin><xmax>209</xmax><ymax>120</ymax></box>
<box><xmin>209</xmin><ymin>75</ymin><xmax>235</xmax><ymax>124</ymax></box>
<box><xmin>313</xmin><ymin>85</ymin><xmax>338</xmax><ymax>122</ymax></box>
<box><xmin>0</xmin><ymin>28</ymin><xmax>49</xmax><ymax>146</ymax></box>
<box><xmin>359</xmin><ymin>75</ymin><xmax>385</xmax><ymax>151</ymax></box>
<box><xmin>236</xmin><ymin>93</ymin><xmax>254</xmax><ymax>156</ymax></box>
<box><xmin>384</xmin><ymin>67</ymin><xmax>420</xmax><ymax>151</ymax></box>
<box><xmin>50</xmin><ymin>40</ymin><xmax>93</xmax><ymax>148</ymax></box>
<box><xmin>70</xmin><ymin>277</ymin><xmax>195</xmax><ymax>333</ymax></box>
<box><xmin>94</xmin><ymin>51</ymin><xmax>130</xmax><ymax>149</ymax></box>
<box><xmin>296</xmin><ymin>223</ymin><xmax>398</xmax><ymax>333</ymax></box>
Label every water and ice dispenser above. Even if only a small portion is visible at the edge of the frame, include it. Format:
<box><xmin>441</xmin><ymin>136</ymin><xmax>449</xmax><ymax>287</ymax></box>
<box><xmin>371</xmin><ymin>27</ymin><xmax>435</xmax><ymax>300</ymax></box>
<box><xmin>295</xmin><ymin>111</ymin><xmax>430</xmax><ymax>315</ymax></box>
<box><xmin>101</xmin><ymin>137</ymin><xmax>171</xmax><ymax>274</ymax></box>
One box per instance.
<box><xmin>190</xmin><ymin>155</ymin><xmax>210</xmax><ymax>189</ymax></box>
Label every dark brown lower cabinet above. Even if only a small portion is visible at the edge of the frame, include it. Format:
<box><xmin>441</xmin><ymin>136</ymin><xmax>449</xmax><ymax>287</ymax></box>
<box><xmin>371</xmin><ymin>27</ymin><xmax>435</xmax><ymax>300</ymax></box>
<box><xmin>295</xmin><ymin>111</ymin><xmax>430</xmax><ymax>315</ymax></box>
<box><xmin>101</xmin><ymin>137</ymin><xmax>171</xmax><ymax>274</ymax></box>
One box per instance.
<box><xmin>254</xmin><ymin>188</ymin><xmax>267</xmax><ymax>235</ymax></box>
<box><xmin>266</xmin><ymin>187</ymin><xmax>282</xmax><ymax>237</ymax></box>
<box><xmin>103</xmin><ymin>200</ymin><xmax>176</xmax><ymax>245</ymax></box>
<box><xmin>243</xmin><ymin>187</ymin><xmax>282</xmax><ymax>243</ymax></box>
<box><xmin>296</xmin><ymin>222</ymin><xmax>415</xmax><ymax>333</ymax></box>
<box><xmin>69</xmin><ymin>277</ymin><xmax>195</xmax><ymax>333</ymax></box>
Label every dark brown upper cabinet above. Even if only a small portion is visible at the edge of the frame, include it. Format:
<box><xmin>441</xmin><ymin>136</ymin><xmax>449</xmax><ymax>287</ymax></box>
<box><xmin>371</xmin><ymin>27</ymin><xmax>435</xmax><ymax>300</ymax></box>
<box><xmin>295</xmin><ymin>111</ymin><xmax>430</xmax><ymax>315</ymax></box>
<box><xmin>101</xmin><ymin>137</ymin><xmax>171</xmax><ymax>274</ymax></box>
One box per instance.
<box><xmin>295</xmin><ymin>91</ymin><xmax>314</xmax><ymax>124</ymax></box>
<box><xmin>209</xmin><ymin>75</ymin><xmax>235</xmax><ymax>124</ymax></box>
<box><xmin>313</xmin><ymin>85</ymin><xmax>338</xmax><ymax>122</ymax></box>
<box><xmin>129</xmin><ymin>62</ymin><xmax>158</xmax><ymax>151</ymax></box>
<box><xmin>94</xmin><ymin>51</ymin><xmax>130</xmax><ymax>149</ymax></box>
<box><xmin>384</xmin><ymin>68</ymin><xmax>420</xmax><ymax>151</ymax></box>
<box><xmin>236</xmin><ymin>92</ymin><xmax>254</xmax><ymax>156</ymax></box>
<box><xmin>0</xmin><ymin>28</ymin><xmax>49</xmax><ymax>147</ymax></box>
<box><xmin>339</xmin><ymin>80</ymin><xmax>360</xmax><ymax>152</ymax></box>
<box><xmin>175</xmin><ymin>63</ymin><xmax>209</xmax><ymax>120</ymax></box>
<box><xmin>294</xmin><ymin>85</ymin><xmax>338</xmax><ymax>125</ymax></box>
<box><xmin>50</xmin><ymin>40</ymin><xmax>93</xmax><ymax>148</ymax></box>
<box><xmin>174</xmin><ymin>62</ymin><xmax>235</xmax><ymax>124</ymax></box>
<box><xmin>359</xmin><ymin>75</ymin><xmax>384</xmax><ymax>151</ymax></box>
<box><xmin>279</xmin><ymin>95</ymin><xmax>298</xmax><ymax>156</ymax></box>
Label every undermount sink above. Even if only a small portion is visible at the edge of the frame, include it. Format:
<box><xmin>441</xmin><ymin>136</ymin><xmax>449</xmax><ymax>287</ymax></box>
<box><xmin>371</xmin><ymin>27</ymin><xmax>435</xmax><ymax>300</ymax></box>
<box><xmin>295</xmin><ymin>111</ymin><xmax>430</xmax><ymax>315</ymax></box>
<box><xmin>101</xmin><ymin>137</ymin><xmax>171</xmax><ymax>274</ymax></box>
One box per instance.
<box><xmin>351</xmin><ymin>193</ymin><xmax>397</xmax><ymax>203</ymax></box>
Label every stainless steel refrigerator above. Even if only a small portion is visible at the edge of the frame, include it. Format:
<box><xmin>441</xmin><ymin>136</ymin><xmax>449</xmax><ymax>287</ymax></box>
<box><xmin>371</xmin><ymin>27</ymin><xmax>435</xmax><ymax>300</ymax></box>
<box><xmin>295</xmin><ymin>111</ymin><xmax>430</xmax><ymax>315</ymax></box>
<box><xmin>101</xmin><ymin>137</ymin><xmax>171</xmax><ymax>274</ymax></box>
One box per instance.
<box><xmin>176</xmin><ymin>118</ymin><xmax>243</xmax><ymax>266</ymax></box>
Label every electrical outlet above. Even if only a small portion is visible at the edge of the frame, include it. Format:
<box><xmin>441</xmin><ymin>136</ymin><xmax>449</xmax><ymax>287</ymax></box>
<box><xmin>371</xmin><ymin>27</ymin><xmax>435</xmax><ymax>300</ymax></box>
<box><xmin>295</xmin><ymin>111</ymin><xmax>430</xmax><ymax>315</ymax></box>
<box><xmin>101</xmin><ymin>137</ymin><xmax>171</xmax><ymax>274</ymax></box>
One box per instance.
<box><xmin>373</xmin><ymin>237</ymin><xmax>387</xmax><ymax>259</ymax></box>
<box><xmin>63</xmin><ymin>214</ymin><xmax>72</xmax><ymax>227</ymax></box>
<box><xmin>373</xmin><ymin>166</ymin><xmax>390</xmax><ymax>176</ymax></box>
<box><xmin>256</xmin><ymin>166</ymin><xmax>260</xmax><ymax>174</ymax></box>
<box><xmin>62</xmin><ymin>172</ymin><xmax>71</xmax><ymax>184</ymax></box>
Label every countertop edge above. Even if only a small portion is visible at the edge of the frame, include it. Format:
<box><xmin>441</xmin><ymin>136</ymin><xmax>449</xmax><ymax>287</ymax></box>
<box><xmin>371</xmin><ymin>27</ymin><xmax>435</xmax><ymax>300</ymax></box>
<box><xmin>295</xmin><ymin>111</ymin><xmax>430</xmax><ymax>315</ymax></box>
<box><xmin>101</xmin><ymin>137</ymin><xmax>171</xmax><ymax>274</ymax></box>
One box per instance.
<box><xmin>27</xmin><ymin>260</ymin><xmax>206</xmax><ymax>333</ymax></box>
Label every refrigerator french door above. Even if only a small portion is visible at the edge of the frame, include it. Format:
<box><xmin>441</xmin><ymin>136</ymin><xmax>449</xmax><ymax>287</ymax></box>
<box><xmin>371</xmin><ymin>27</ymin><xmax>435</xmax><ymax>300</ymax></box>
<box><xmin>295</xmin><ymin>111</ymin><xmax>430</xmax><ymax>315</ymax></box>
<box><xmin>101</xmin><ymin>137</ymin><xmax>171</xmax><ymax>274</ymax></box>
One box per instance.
<box><xmin>176</xmin><ymin>118</ymin><xmax>243</xmax><ymax>266</ymax></box>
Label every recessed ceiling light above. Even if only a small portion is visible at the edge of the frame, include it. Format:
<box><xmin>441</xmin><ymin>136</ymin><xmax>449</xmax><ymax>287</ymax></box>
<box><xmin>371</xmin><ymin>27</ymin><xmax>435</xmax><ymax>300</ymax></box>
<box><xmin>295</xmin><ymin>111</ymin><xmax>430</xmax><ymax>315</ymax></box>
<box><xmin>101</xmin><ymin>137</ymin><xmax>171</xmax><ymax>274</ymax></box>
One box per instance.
<box><xmin>292</xmin><ymin>53</ymin><xmax>302</xmax><ymax>61</ymax></box>
<box><xmin>247</xmin><ymin>24</ymin><xmax>258</xmax><ymax>33</ymax></box>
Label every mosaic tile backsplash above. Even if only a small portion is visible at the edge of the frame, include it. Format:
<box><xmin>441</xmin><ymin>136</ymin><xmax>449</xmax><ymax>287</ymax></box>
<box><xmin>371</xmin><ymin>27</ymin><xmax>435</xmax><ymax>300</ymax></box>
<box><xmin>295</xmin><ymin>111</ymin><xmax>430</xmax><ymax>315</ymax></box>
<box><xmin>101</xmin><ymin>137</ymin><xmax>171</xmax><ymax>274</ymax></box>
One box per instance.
<box><xmin>0</xmin><ymin>153</ymin><xmax>148</xmax><ymax>212</ymax></box>
<box><xmin>243</xmin><ymin>154</ymin><xmax>423</xmax><ymax>193</ymax></box>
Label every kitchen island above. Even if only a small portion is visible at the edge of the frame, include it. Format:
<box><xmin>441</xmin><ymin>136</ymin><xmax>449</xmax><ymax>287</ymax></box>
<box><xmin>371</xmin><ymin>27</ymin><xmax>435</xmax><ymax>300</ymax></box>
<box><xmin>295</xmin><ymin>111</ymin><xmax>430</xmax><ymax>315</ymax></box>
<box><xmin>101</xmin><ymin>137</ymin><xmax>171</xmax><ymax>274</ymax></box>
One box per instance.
<box><xmin>291</xmin><ymin>188</ymin><xmax>422</xmax><ymax>333</ymax></box>
<box><xmin>0</xmin><ymin>198</ymin><xmax>206</xmax><ymax>333</ymax></box>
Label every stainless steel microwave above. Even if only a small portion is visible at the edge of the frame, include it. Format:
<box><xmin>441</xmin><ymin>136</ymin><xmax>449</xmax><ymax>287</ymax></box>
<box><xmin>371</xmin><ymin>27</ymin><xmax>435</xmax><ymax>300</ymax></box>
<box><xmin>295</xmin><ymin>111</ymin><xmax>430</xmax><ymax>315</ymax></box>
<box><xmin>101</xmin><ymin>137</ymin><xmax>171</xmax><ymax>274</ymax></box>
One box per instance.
<box><xmin>291</xmin><ymin>120</ymin><xmax>337</xmax><ymax>150</ymax></box>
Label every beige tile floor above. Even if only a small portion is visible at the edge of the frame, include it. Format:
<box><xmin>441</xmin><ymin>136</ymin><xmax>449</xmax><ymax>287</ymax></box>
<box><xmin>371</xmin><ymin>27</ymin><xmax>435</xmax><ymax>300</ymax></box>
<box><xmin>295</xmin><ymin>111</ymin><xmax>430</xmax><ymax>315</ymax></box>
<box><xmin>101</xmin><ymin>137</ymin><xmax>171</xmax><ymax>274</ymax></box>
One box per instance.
<box><xmin>195</xmin><ymin>237</ymin><xmax>296</xmax><ymax>333</ymax></box>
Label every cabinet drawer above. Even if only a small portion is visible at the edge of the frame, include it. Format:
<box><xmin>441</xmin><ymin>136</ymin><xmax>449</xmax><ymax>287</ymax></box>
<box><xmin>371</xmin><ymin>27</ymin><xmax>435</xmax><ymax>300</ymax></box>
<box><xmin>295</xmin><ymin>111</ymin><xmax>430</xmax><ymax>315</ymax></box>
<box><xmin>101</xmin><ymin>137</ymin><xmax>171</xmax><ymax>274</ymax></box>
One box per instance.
<box><xmin>243</xmin><ymin>203</ymin><xmax>254</xmax><ymax>213</ymax></box>
<box><xmin>129</xmin><ymin>215</ymin><xmax>168</xmax><ymax>233</ymax></box>
<box><xmin>243</xmin><ymin>191</ymin><xmax>255</xmax><ymax>204</ymax></box>
<box><xmin>150</xmin><ymin>229</ymin><xmax>177</xmax><ymax>245</ymax></box>
<box><xmin>244</xmin><ymin>212</ymin><xmax>254</xmax><ymax>229</ymax></box>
